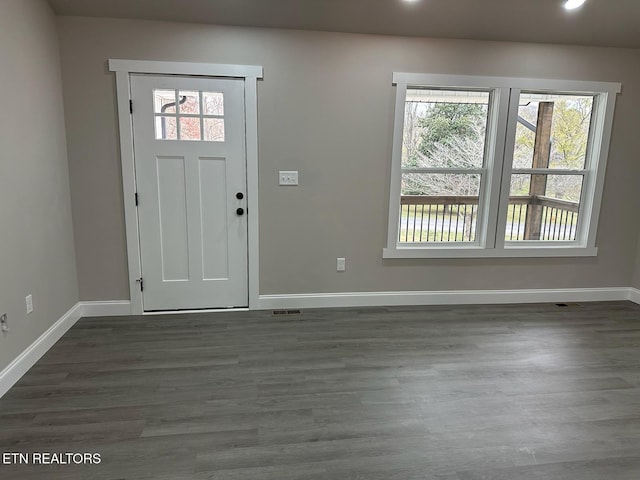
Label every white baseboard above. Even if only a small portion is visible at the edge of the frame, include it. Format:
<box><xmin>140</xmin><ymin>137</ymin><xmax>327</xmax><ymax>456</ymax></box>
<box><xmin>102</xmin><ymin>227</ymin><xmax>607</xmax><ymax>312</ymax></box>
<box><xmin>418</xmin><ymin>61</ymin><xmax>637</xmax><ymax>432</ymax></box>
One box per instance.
<box><xmin>66</xmin><ymin>290</ymin><xmax>640</xmax><ymax>315</ymax></box>
<box><xmin>259</xmin><ymin>287</ymin><xmax>632</xmax><ymax>310</ymax></box>
<box><xmin>80</xmin><ymin>300</ymin><xmax>132</xmax><ymax>317</ymax></box>
<box><xmin>628</xmin><ymin>288</ymin><xmax>640</xmax><ymax>305</ymax></box>
<box><xmin>0</xmin><ymin>302</ymin><xmax>83</xmax><ymax>398</ymax></box>
<box><xmin>0</xmin><ymin>300</ymin><xmax>131</xmax><ymax>398</ymax></box>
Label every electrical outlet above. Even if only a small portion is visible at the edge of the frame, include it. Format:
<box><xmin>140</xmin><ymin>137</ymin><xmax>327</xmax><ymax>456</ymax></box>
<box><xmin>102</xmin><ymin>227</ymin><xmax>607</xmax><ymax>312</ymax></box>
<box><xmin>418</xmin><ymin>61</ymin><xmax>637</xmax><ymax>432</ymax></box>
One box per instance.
<box><xmin>279</xmin><ymin>171</ymin><xmax>299</xmax><ymax>186</ymax></box>
<box><xmin>26</xmin><ymin>294</ymin><xmax>33</xmax><ymax>314</ymax></box>
<box><xmin>1</xmin><ymin>314</ymin><xmax>8</xmax><ymax>332</ymax></box>
<box><xmin>337</xmin><ymin>257</ymin><xmax>346</xmax><ymax>272</ymax></box>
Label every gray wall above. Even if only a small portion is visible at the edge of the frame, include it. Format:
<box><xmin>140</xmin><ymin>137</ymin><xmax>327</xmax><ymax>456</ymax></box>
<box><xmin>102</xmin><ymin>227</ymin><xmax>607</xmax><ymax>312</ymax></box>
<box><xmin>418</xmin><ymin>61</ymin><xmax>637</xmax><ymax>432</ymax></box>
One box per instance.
<box><xmin>57</xmin><ymin>17</ymin><xmax>640</xmax><ymax>300</ymax></box>
<box><xmin>0</xmin><ymin>1</ymin><xmax>78</xmax><ymax>371</ymax></box>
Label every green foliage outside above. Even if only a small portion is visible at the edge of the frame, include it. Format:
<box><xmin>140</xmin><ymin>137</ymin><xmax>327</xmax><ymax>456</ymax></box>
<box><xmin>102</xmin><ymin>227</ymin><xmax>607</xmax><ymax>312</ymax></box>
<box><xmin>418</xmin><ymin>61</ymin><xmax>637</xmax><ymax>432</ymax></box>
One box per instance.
<box><xmin>416</xmin><ymin>103</ymin><xmax>487</xmax><ymax>161</ymax></box>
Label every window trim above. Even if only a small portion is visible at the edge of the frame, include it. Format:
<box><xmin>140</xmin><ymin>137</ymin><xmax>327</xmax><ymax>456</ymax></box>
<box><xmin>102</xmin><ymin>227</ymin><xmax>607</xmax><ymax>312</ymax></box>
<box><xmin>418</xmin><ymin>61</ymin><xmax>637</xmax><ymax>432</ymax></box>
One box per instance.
<box><xmin>384</xmin><ymin>73</ymin><xmax>621</xmax><ymax>259</ymax></box>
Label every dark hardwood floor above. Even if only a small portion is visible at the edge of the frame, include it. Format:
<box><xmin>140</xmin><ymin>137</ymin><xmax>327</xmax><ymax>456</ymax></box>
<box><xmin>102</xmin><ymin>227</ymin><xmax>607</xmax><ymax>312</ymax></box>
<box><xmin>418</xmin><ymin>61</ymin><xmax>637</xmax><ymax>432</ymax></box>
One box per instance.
<box><xmin>1</xmin><ymin>301</ymin><xmax>640</xmax><ymax>479</ymax></box>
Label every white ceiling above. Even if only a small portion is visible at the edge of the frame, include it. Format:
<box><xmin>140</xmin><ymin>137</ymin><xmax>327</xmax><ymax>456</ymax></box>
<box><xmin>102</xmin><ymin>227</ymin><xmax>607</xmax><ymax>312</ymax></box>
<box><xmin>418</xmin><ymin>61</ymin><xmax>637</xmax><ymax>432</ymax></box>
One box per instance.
<box><xmin>48</xmin><ymin>0</ymin><xmax>640</xmax><ymax>49</ymax></box>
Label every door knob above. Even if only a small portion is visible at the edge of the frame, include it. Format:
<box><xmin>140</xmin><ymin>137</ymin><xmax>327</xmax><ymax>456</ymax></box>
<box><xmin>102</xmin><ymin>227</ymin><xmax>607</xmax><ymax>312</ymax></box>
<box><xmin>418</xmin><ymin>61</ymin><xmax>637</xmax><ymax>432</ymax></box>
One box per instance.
<box><xmin>236</xmin><ymin>192</ymin><xmax>244</xmax><ymax>200</ymax></box>
<box><xmin>236</xmin><ymin>207</ymin><xmax>245</xmax><ymax>216</ymax></box>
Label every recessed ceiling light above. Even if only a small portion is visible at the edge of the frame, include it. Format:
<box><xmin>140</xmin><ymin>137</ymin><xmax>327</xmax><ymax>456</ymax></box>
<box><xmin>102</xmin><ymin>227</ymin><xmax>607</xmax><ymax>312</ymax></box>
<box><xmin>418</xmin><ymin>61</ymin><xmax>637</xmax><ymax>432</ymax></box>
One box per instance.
<box><xmin>564</xmin><ymin>0</ymin><xmax>586</xmax><ymax>10</ymax></box>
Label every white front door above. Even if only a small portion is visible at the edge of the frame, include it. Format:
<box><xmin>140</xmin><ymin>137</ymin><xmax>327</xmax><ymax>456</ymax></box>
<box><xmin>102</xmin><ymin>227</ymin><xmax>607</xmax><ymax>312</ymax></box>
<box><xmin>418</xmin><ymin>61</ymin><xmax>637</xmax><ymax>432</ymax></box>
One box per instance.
<box><xmin>131</xmin><ymin>75</ymin><xmax>248</xmax><ymax>311</ymax></box>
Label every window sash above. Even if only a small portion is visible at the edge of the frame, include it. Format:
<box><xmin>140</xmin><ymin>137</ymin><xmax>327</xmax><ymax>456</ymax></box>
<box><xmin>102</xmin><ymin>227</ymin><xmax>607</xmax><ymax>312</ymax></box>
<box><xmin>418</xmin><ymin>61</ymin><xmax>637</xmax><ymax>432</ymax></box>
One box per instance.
<box><xmin>389</xmin><ymin>84</ymin><xmax>509</xmax><ymax>250</ymax></box>
<box><xmin>498</xmin><ymin>88</ymin><xmax>599</xmax><ymax>249</ymax></box>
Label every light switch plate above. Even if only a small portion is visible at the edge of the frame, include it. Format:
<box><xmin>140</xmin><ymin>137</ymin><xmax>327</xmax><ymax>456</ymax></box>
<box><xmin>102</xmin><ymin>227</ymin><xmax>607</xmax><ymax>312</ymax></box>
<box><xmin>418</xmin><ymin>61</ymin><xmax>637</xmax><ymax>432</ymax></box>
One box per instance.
<box><xmin>279</xmin><ymin>171</ymin><xmax>299</xmax><ymax>186</ymax></box>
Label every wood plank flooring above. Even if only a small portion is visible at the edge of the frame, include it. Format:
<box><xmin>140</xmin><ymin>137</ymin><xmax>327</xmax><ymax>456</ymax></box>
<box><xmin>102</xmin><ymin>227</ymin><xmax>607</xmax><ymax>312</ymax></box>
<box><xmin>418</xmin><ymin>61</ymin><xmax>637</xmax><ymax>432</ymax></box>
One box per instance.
<box><xmin>1</xmin><ymin>301</ymin><xmax>640</xmax><ymax>479</ymax></box>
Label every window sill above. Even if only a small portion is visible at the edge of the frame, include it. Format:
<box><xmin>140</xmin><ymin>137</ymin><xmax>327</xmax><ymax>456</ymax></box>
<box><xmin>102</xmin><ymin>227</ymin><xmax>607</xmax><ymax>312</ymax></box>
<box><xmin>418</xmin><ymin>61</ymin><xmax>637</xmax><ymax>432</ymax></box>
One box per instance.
<box><xmin>382</xmin><ymin>246</ymin><xmax>598</xmax><ymax>259</ymax></box>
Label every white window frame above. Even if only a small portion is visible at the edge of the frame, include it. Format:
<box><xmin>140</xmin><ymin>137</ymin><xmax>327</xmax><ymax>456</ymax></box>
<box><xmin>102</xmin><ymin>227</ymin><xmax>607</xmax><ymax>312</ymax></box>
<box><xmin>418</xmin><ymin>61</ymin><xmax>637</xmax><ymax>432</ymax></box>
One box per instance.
<box><xmin>384</xmin><ymin>73</ymin><xmax>621</xmax><ymax>259</ymax></box>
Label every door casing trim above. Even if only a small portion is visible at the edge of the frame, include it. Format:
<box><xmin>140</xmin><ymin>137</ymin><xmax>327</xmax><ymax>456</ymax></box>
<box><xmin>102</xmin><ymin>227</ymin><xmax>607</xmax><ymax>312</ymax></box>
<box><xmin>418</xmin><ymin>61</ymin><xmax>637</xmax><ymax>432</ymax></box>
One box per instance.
<box><xmin>110</xmin><ymin>59</ymin><xmax>263</xmax><ymax>314</ymax></box>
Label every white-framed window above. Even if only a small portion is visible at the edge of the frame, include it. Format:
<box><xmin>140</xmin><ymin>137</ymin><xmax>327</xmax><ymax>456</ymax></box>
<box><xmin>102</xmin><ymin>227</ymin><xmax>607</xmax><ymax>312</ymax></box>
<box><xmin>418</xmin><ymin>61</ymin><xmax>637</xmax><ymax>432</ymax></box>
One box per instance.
<box><xmin>384</xmin><ymin>73</ymin><xmax>621</xmax><ymax>259</ymax></box>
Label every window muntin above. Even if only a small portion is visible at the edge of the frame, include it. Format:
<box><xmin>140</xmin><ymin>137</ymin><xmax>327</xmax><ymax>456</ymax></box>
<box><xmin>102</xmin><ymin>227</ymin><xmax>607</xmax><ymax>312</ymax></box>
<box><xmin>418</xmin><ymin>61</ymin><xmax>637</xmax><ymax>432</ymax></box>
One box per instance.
<box><xmin>153</xmin><ymin>89</ymin><xmax>225</xmax><ymax>142</ymax></box>
<box><xmin>386</xmin><ymin>74</ymin><xmax>620</xmax><ymax>258</ymax></box>
<box><xmin>399</xmin><ymin>89</ymin><xmax>491</xmax><ymax>244</ymax></box>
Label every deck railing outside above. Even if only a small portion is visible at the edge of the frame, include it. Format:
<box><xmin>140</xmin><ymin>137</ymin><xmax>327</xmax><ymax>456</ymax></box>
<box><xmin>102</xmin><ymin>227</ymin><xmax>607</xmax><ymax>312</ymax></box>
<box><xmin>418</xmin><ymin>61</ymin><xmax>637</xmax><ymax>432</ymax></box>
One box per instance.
<box><xmin>399</xmin><ymin>195</ymin><xmax>579</xmax><ymax>243</ymax></box>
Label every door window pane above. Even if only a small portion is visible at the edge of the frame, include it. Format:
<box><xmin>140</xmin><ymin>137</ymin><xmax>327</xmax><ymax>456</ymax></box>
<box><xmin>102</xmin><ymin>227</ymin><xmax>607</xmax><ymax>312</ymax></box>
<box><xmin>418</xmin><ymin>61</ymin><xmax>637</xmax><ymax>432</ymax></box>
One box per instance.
<box><xmin>203</xmin><ymin>92</ymin><xmax>224</xmax><ymax>115</ymax></box>
<box><xmin>178</xmin><ymin>91</ymin><xmax>200</xmax><ymax>115</ymax></box>
<box><xmin>204</xmin><ymin>118</ymin><xmax>225</xmax><ymax>142</ymax></box>
<box><xmin>179</xmin><ymin>117</ymin><xmax>201</xmax><ymax>141</ymax></box>
<box><xmin>155</xmin><ymin>116</ymin><xmax>177</xmax><ymax>140</ymax></box>
<box><xmin>154</xmin><ymin>90</ymin><xmax>177</xmax><ymax>114</ymax></box>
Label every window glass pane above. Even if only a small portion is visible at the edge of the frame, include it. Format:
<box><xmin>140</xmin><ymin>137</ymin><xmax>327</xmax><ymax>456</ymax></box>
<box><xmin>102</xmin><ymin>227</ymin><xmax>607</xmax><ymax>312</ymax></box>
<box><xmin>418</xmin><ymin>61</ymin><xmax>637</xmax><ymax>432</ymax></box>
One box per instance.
<box><xmin>155</xmin><ymin>116</ymin><xmax>177</xmax><ymax>140</ymax></box>
<box><xmin>204</xmin><ymin>118</ymin><xmax>225</xmax><ymax>142</ymax></box>
<box><xmin>400</xmin><ymin>173</ymin><xmax>480</xmax><ymax>243</ymax></box>
<box><xmin>506</xmin><ymin>174</ymin><xmax>582</xmax><ymax>241</ymax></box>
<box><xmin>154</xmin><ymin>90</ymin><xmax>177</xmax><ymax>114</ymax></box>
<box><xmin>203</xmin><ymin>92</ymin><xmax>224</xmax><ymax>115</ymax></box>
<box><xmin>178</xmin><ymin>91</ymin><xmax>200</xmax><ymax>115</ymax></box>
<box><xmin>514</xmin><ymin>93</ymin><xmax>594</xmax><ymax>170</ymax></box>
<box><xmin>179</xmin><ymin>117</ymin><xmax>201</xmax><ymax>141</ymax></box>
<box><xmin>402</xmin><ymin>89</ymin><xmax>490</xmax><ymax>169</ymax></box>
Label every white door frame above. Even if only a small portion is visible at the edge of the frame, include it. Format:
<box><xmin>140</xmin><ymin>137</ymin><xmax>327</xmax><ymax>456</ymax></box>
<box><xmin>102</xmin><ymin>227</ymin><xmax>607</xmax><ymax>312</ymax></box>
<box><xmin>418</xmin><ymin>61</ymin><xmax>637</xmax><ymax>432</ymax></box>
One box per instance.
<box><xmin>109</xmin><ymin>59</ymin><xmax>263</xmax><ymax>315</ymax></box>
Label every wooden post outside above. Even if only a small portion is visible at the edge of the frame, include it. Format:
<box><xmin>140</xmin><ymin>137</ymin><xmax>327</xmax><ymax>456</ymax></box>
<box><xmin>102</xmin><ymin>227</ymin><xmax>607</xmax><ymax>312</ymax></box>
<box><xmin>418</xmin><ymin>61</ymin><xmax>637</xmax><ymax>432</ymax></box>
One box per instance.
<box><xmin>523</xmin><ymin>102</ymin><xmax>554</xmax><ymax>240</ymax></box>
